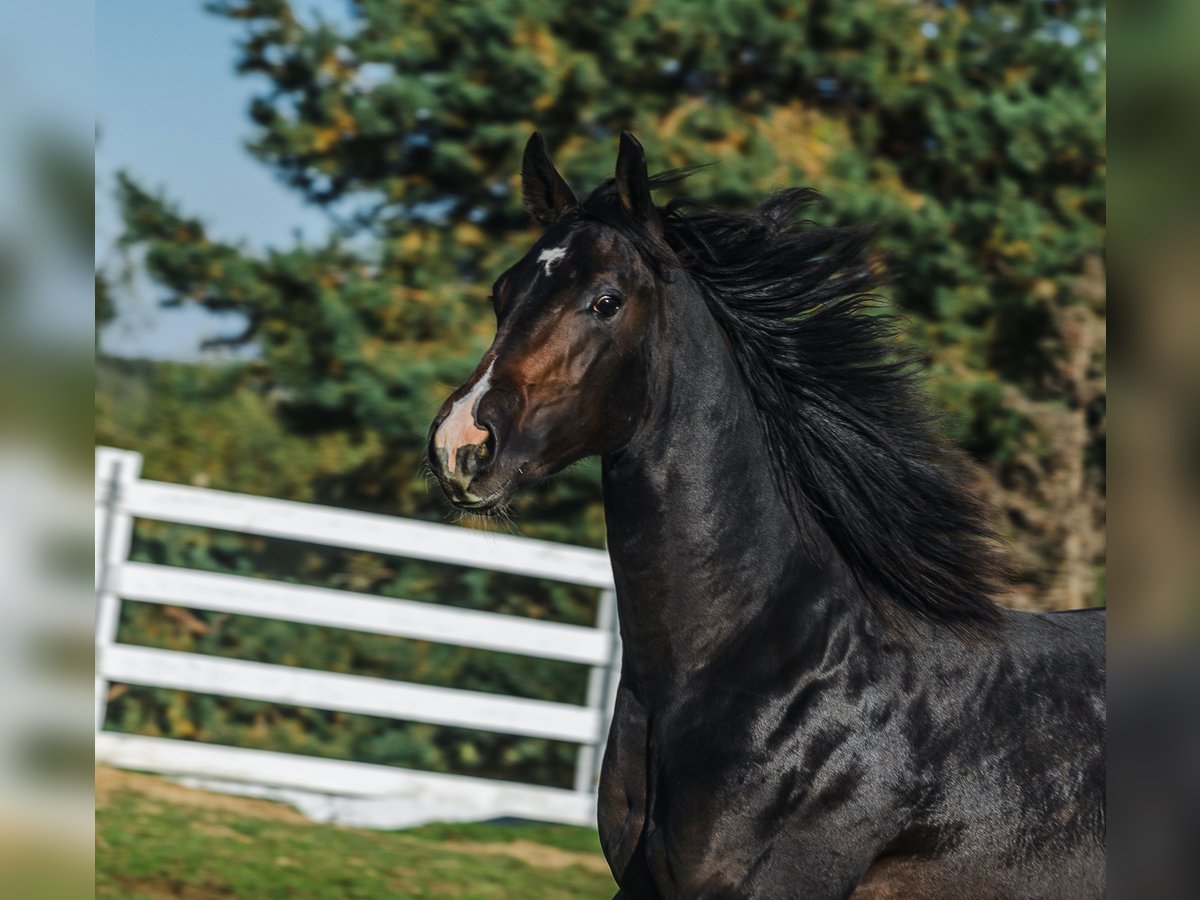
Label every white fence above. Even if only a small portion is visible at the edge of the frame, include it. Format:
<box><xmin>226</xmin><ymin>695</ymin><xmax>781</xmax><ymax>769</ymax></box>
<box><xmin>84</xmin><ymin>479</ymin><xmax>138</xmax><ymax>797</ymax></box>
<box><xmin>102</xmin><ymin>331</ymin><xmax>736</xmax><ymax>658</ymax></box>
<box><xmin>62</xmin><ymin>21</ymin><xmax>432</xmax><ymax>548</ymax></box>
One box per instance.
<box><xmin>94</xmin><ymin>447</ymin><xmax>620</xmax><ymax>828</ymax></box>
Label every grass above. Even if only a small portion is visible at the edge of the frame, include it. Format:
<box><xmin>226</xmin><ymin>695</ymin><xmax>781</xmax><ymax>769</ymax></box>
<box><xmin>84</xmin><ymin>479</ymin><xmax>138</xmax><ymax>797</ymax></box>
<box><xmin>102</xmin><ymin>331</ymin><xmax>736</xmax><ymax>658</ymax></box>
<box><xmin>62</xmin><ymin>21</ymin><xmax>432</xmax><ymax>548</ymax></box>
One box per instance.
<box><xmin>95</xmin><ymin>768</ymin><xmax>616</xmax><ymax>898</ymax></box>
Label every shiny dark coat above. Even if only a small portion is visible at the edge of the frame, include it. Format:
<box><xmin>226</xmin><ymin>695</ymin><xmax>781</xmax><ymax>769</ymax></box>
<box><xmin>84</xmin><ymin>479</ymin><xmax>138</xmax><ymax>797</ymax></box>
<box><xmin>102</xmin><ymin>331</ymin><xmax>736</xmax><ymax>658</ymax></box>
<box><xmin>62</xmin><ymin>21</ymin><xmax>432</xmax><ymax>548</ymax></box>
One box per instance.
<box><xmin>430</xmin><ymin>133</ymin><xmax>1106</xmax><ymax>899</ymax></box>
<box><xmin>596</xmin><ymin>275</ymin><xmax>1106</xmax><ymax>898</ymax></box>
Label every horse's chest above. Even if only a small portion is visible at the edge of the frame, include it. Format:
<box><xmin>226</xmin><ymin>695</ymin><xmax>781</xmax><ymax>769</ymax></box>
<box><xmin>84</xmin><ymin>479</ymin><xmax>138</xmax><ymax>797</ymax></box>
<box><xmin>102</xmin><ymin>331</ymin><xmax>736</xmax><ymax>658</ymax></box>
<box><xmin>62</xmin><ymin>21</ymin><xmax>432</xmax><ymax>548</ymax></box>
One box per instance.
<box><xmin>636</xmin><ymin>742</ymin><xmax>818</xmax><ymax>896</ymax></box>
<box><xmin>604</xmin><ymin>716</ymin><xmax>777</xmax><ymax>895</ymax></box>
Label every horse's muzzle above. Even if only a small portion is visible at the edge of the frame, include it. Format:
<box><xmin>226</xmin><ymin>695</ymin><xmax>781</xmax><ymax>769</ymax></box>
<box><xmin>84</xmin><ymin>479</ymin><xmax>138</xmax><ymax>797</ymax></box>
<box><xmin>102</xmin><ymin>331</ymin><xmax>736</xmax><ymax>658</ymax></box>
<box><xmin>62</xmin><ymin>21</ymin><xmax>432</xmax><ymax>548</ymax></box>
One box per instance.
<box><xmin>429</xmin><ymin>416</ymin><xmax>499</xmax><ymax>502</ymax></box>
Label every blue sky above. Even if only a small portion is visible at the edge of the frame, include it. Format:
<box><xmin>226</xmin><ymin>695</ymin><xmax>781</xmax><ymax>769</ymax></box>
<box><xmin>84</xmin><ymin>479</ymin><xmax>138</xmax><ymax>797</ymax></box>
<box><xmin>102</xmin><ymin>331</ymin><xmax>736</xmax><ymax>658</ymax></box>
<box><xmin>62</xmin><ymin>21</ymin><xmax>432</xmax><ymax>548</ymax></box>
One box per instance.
<box><xmin>1</xmin><ymin>2</ymin><xmax>95</xmax><ymax>349</ymax></box>
<box><xmin>97</xmin><ymin>1</ymin><xmax>345</xmax><ymax>359</ymax></box>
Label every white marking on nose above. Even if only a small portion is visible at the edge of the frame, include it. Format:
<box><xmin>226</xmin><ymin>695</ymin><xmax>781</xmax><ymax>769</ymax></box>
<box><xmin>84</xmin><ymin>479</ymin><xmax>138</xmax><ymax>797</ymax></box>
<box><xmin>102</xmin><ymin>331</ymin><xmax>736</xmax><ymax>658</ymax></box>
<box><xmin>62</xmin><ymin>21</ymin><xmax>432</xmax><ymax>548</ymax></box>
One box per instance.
<box><xmin>436</xmin><ymin>361</ymin><xmax>494</xmax><ymax>475</ymax></box>
<box><xmin>537</xmin><ymin>246</ymin><xmax>567</xmax><ymax>275</ymax></box>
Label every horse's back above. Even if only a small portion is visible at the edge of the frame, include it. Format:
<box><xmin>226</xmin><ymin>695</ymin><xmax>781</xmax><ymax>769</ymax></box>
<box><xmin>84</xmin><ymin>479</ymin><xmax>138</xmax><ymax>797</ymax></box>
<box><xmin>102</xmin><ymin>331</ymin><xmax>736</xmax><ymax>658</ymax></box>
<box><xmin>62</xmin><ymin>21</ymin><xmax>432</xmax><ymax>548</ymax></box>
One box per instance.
<box><xmin>1044</xmin><ymin>604</ymin><xmax>1107</xmax><ymax>634</ymax></box>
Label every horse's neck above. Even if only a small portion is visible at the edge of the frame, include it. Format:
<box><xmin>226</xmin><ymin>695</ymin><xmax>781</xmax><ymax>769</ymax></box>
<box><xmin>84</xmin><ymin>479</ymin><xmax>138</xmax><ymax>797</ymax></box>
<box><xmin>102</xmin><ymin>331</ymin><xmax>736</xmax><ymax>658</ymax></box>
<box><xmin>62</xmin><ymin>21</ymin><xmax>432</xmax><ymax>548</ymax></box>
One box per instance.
<box><xmin>601</xmin><ymin>280</ymin><xmax>855</xmax><ymax>697</ymax></box>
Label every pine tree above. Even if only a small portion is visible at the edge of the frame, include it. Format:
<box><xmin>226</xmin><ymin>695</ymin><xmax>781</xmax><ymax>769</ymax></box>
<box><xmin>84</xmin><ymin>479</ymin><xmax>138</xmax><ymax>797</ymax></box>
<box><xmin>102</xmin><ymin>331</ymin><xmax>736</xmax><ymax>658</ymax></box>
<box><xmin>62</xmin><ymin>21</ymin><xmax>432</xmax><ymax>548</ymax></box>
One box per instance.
<box><xmin>116</xmin><ymin>0</ymin><xmax>1105</xmax><ymax>603</ymax></box>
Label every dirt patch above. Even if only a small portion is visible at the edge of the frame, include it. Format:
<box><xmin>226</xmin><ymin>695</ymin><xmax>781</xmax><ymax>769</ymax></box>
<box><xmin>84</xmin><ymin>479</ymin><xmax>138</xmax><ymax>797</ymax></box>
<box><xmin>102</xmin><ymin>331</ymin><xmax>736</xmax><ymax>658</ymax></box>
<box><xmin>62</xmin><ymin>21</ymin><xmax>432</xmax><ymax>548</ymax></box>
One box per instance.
<box><xmin>424</xmin><ymin>884</ymin><xmax>466</xmax><ymax>896</ymax></box>
<box><xmin>443</xmin><ymin>838</ymin><xmax>610</xmax><ymax>875</ymax></box>
<box><xmin>104</xmin><ymin>875</ymin><xmax>233</xmax><ymax>899</ymax></box>
<box><xmin>95</xmin><ymin>766</ymin><xmax>309</xmax><ymax>824</ymax></box>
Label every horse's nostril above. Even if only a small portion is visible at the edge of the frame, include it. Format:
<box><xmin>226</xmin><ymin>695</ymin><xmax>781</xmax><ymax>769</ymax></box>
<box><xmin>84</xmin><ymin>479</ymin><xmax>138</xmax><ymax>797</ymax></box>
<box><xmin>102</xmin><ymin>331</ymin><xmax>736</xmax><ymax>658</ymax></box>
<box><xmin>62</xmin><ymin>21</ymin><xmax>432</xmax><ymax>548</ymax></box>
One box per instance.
<box><xmin>479</xmin><ymin>426</ymin><xmax>496</xmax><ymax>463</ymax></box>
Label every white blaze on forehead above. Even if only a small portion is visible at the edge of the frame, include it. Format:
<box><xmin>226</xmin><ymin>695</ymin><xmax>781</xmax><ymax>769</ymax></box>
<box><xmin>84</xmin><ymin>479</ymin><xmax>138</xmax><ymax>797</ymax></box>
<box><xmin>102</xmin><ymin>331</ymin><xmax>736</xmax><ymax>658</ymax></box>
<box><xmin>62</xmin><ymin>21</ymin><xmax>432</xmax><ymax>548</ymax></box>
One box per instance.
<box><xmin>435</xmin><ymin>361</ymin><xmax>494</xmax><ymax>475</ymax></box>
<box><xmin>536</xmin><ymin>246</ymin><xmax>568</xmax><ymax>275</ymax></box>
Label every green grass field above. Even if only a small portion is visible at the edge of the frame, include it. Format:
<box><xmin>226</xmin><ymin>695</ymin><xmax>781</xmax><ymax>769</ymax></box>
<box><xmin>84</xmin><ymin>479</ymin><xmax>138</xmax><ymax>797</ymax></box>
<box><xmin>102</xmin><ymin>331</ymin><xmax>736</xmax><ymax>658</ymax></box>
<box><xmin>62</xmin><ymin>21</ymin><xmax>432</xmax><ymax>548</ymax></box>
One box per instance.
<box><xmin>96</xmin><ymin>768</ymin><xmax>616</xmax><ymax>898</ymax></box>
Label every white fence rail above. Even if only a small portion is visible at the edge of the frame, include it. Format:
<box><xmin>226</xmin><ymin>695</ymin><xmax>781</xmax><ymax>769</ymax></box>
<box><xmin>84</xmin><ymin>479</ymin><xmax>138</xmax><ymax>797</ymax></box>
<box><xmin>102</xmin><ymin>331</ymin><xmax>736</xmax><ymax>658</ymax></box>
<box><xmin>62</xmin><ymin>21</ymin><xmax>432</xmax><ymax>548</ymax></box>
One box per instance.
<box><xmin>94</xmin><ymin>447</ymin><xmax>620</xmax><ymax>828</ymax></box>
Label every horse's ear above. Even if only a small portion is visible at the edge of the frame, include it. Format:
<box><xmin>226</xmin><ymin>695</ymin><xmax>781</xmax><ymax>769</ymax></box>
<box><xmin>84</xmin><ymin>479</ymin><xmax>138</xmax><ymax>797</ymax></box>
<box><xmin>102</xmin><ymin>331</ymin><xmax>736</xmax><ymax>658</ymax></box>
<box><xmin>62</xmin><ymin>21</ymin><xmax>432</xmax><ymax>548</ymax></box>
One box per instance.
<box><xmin>521</xmin><ymin>132</ymin><xmax>577</xmax><ymax>227</ymax></box>
<box><xmin>615</xmin><ymin>131</ymin><xmax>657</xmax><ymax>228</ymax></box>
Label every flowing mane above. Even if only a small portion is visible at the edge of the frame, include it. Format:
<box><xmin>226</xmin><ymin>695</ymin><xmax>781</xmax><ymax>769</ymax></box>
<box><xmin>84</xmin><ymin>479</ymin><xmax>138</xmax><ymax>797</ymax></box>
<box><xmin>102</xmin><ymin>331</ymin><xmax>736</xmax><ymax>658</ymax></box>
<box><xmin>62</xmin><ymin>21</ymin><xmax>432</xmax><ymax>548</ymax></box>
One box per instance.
<box><xmin>579</xmin><ymin>176</ymin><xmax>1009</xmax><ymax>627</ymax></box>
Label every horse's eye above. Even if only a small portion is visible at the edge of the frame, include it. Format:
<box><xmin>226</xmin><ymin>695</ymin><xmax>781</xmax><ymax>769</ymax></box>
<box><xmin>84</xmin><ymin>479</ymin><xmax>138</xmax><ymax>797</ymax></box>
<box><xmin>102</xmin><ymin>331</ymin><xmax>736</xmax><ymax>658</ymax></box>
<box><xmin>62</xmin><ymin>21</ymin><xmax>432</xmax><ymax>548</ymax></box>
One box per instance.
<box><xmin>592</xmin><ymin>294</ymin><xmax>623</xmax><ymax>319</ymax></box>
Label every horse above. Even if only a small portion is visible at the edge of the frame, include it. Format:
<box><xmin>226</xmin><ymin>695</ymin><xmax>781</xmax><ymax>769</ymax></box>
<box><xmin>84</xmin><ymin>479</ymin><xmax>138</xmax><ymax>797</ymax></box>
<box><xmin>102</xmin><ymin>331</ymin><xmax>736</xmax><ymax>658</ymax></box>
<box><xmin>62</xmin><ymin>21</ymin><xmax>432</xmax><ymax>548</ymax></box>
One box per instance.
<box><xmin>428</xmin><ymin>132</ymin><xmax>1106</xmax><ymax>899</ymax></box>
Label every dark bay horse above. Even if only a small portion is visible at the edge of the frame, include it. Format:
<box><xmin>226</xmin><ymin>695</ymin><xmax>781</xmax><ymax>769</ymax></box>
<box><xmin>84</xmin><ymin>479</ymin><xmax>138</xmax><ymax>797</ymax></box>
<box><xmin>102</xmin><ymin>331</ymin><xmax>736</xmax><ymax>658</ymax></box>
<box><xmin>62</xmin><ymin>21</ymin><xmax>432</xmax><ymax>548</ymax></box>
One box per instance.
<box><xmin>428</xmin><ymin>133</ymin><xmax>1105</xmax><ymax>899</ymax></box>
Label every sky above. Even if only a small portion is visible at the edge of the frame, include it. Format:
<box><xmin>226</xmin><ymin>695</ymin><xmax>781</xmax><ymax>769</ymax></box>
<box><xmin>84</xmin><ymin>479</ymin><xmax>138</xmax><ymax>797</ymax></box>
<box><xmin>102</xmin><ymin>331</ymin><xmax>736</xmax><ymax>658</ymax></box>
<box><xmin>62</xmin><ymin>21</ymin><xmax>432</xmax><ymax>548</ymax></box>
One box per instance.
<box><xmin>1</xmin><ymin>2</ymin><xmax>95</xmax><ymax>351</ymax></box>
<box><xmin>97</xmin><ymin>1</ymin><xmax>346</xmax><ymax>359</ymax></box>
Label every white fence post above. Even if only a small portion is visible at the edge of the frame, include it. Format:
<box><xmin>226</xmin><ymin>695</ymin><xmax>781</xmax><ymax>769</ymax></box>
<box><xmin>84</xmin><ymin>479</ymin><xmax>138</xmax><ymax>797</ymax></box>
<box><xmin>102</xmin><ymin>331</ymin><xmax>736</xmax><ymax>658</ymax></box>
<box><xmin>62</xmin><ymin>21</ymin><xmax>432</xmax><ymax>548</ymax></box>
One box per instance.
<box><xmin>573</xmin><ymin>588</ymin><xmax>619</xmax><ymax>796</ymax></box>
<box><xmin>95</xmin><ymin>448</ymin><xmax>142</xmax><ymax>732</ymax></box>
<box><xmin>595</xmin><ymin>592</ymin><xmax>622</xmax><ymax>792</ymax></box>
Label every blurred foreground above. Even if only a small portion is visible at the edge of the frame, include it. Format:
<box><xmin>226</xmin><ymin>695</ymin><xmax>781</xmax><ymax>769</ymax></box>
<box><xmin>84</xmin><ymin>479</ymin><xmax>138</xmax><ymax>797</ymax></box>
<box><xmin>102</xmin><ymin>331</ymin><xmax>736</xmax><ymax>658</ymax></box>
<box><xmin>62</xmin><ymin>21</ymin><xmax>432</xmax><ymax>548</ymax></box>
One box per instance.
<box><xmin>1108</xmin><ymin>2</ymin><xmax>1200</xmax><ymax>896</ymax></box>
<box><xmin>0</xmin><ymin>1</ymin><xmax>95</xmax><ymax>897</ymax></box>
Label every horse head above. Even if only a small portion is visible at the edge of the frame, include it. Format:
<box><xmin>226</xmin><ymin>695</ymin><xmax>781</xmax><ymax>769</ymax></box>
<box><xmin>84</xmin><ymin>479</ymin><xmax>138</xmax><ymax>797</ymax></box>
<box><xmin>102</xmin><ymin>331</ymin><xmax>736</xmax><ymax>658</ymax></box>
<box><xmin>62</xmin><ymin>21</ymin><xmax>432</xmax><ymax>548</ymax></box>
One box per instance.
<box><xmin>428</xmin><ymin>132</ymin><xmax>666</xmax><ymax>511</ymax></box>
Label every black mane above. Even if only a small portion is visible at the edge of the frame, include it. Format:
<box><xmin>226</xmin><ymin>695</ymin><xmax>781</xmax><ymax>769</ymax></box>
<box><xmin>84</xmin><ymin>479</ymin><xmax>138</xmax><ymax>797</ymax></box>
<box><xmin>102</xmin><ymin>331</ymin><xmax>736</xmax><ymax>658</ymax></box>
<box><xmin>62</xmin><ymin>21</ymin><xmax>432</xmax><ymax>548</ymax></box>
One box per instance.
<box><xmin>580</xmin><ymin>177</ymin><xmax>1008</xmax><ymax>627</ymax></box>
